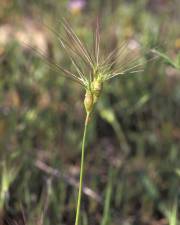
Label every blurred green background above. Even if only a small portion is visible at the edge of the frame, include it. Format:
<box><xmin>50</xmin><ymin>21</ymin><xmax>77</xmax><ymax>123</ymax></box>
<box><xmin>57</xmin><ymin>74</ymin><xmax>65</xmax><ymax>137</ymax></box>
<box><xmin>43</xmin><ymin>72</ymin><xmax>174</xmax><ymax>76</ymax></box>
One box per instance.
<box><xmin>0</xmin><ymin>0</ymin><xmax>180</xmax><ymax>224</ymax></box>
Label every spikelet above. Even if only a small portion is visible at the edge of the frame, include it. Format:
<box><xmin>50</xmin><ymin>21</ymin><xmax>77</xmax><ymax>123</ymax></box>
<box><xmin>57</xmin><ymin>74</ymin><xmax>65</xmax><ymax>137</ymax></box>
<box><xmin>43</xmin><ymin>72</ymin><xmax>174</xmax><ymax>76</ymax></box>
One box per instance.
<box><xmin>91</xmin><ymin>77</ymin><xmax>103</xmax><ymax>103</ymax></box>
<box><xmin>84</xmin><ymin>90</ymin><xmax>94</xmax><ymax>113</ymax></box>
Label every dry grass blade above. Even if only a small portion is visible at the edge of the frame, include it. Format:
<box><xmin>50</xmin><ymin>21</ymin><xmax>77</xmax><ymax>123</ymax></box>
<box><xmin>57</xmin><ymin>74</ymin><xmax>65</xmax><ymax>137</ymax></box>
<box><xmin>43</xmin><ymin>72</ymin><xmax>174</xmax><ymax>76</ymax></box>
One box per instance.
<box><xmin>35</xmin><ymin>160</ymin><xmax>102</xmax><ymax>203</ymax></box>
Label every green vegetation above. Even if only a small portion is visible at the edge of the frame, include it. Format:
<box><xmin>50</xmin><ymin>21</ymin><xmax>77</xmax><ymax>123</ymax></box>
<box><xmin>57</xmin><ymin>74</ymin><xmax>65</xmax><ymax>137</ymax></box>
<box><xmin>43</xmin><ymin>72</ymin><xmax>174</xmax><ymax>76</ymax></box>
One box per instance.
<box><xmin>0</xmin><ymin>0</ymin><xmax>179</xmax><ymax>224</ymax></box>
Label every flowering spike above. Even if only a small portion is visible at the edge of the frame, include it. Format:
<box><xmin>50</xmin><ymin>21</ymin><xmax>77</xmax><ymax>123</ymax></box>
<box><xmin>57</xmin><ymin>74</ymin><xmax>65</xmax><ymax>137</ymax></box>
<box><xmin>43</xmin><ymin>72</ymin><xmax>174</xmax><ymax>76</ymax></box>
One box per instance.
<box><xmin>23</xmin><ymin>19</ymin><xmax>152</xmax><ymax>112</ymax></box>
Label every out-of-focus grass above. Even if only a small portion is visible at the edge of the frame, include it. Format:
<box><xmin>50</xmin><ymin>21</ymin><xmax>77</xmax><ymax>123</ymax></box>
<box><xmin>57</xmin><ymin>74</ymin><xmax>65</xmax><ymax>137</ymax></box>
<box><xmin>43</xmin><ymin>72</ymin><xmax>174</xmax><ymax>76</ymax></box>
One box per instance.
<box><xmin>0</xmin><ymin>0</ymin><xmax>180</xmax><ymax>224</ymax></box>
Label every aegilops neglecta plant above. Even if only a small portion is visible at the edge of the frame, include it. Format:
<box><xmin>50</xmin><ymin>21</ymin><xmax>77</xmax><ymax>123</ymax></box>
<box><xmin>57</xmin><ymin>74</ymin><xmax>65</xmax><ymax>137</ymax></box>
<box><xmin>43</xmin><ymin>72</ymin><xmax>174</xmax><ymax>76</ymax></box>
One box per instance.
<box><xmin>27</xmin><ymin>19</ymin><xmax>145</xmax><ymax>225</ymax></box>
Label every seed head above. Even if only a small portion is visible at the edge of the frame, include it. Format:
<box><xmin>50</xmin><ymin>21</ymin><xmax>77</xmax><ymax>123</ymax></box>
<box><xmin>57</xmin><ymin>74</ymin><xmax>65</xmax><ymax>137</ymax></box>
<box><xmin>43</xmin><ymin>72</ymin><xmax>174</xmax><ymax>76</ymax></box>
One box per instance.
<box><xmin>26</xmin><ymin>19</ymin><xmax>146</xmax><ymax>115</ymax></box>
<box><xmin>57</xmin><ymin>19</ymin><xmax>146</xmax><ymax>114</ymax></box>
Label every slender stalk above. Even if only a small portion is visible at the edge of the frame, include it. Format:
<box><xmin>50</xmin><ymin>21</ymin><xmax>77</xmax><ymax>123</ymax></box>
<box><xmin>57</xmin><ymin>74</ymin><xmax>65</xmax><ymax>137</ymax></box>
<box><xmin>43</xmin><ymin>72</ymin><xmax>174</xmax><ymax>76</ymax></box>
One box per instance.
<box><xmin>75</xmin><ymin>112</ymin><xmax>90</xmax><ymax>225</ymax></box>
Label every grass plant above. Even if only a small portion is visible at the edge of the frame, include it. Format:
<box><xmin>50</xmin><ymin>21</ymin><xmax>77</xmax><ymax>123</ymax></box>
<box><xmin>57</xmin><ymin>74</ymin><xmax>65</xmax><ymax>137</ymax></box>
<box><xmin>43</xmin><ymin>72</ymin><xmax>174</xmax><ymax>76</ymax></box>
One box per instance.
<box><xmin>26</xmin><ymin>18</ymin><xmax>146</xmax><ymax>224</ymax></box>
<box><xmin>0</xmin><ymin>1</ymin><xmax>179</xmax><ymax>223</ymax></box>
<box><xmin>46</xmin><ymin>19</ymin><xmax>144</xmax><ymax>225</ymax></box>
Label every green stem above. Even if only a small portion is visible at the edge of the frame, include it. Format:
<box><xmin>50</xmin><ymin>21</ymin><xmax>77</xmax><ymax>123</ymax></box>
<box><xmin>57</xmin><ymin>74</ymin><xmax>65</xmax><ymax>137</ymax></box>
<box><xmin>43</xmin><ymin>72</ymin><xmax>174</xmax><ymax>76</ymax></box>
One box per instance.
<box><xmin>75</xmin><ymin>112</ymin><xmax>90</xmax><ymax>225</ymax></box>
